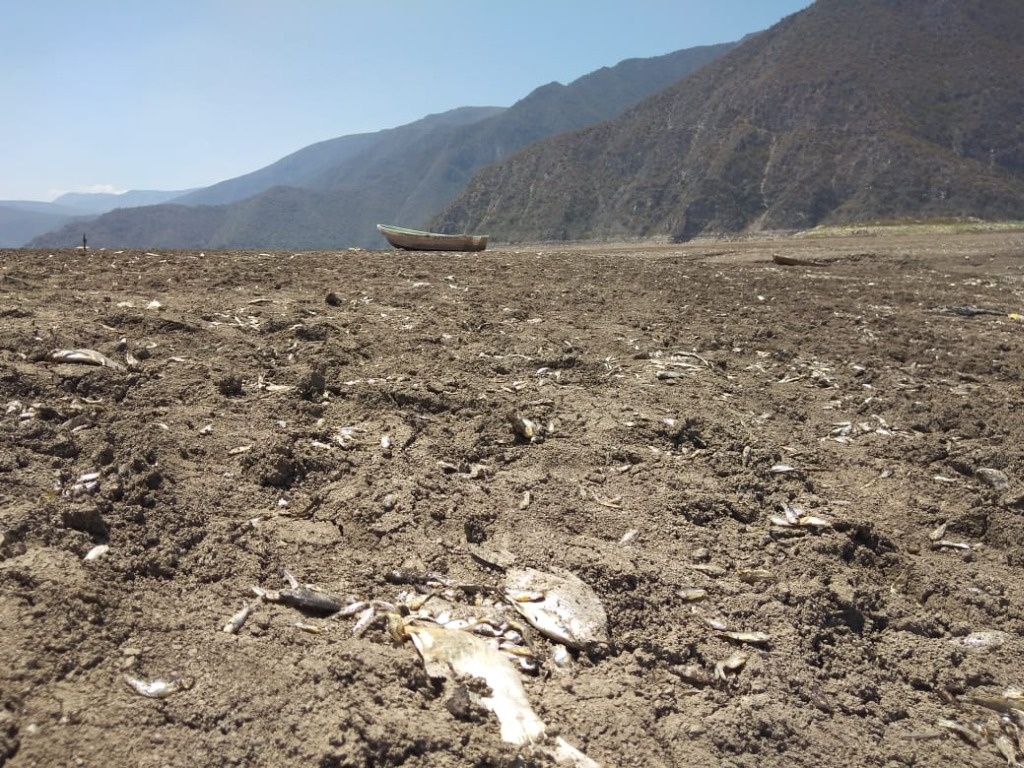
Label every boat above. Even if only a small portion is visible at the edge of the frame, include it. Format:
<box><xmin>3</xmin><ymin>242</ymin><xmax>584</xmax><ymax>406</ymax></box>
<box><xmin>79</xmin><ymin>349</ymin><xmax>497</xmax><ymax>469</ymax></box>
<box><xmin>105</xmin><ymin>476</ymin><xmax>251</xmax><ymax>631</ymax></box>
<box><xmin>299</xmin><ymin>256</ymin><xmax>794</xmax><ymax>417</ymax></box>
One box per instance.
<box><xmin>377</xmin><ymin>224</ymin><xmax>488</xmax><ymax>252</ymax></box>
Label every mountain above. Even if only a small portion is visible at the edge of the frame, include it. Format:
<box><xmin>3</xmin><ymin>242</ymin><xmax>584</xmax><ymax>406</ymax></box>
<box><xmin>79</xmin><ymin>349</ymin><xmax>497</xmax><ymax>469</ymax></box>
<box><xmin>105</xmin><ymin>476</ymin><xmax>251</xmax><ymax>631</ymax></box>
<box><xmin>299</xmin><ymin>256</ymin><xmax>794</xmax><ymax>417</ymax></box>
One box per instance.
<box><xmin>27</xmin><ymin>42</ymin><xmax>736</xmax><ymax>249</ymax></box>
<box><xmin>437</xmin><ymin>0</ymin><xmax>1024</xmax><ymax>242</ymax></box>
<box><xmin>0</xmin><ymin>189</ymin><xmax>192</xmax><ymax>246</ymax></box>
<box><xmin>172</xmin><ymin>107</ymin><xmax>504</xmax><ymax>208</ymax></box>
<box><xmin>52</xmin><ymin>189</ymin><xmax>192</xmax><ymax>214</ymax></box>
<box><xmin>0</xmin><ymin>204</ymin><xmax>86</xmax><ymax>247</ymax></box>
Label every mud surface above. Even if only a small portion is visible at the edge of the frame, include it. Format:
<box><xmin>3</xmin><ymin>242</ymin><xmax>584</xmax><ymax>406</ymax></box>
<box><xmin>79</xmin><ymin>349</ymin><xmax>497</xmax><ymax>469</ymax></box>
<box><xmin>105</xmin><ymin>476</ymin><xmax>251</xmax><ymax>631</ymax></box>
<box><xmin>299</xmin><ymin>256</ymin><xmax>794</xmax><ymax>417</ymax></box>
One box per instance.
<box><xmin>2</xmin><ymin>232</ymin><xmax>1024</xmax><ymax>767</ymax></box>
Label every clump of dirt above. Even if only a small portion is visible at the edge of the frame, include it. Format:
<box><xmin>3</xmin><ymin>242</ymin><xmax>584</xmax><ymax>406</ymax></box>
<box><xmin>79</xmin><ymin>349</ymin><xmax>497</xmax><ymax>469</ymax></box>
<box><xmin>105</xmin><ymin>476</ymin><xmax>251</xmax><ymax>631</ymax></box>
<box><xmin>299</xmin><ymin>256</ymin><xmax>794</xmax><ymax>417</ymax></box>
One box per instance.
<box><xmin>2</xmin><ymin>232</ymin><xmax>1024</xmax><ymax>767</ymax></box>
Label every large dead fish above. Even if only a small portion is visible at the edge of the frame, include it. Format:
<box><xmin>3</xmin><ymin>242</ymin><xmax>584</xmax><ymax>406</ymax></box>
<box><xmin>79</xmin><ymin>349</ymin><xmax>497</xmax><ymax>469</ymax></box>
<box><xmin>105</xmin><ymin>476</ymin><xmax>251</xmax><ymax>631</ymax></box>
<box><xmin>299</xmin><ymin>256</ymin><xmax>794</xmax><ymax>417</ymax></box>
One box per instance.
<box><xmin>504</xmin><ymin>567</ymin><xmax>609</xmax><ymax>650</ymax></box>
<box><xmin>49</xmin><ymin>348</ymin><xmax>124</xmax><ymax>370</ymax></box>
<box><xmin>397</xmin><ymin>619</ymin><xmax>599</xmax><ymax>766</ymax></box>
<box><xmin>401</xmin><ymin>620</ymin><xmax>545</xmax><ymax>745</ymax></box>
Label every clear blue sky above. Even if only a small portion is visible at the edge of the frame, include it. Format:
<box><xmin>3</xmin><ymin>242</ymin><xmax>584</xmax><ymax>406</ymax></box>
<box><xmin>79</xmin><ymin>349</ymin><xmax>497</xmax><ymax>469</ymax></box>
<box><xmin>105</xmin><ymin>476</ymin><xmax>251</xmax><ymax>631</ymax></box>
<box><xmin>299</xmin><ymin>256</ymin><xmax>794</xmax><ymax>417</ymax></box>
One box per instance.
<box><xmin>1</xmin><ymin>0</ymin><xmax>811</xmax><ymax>202</ymax></box>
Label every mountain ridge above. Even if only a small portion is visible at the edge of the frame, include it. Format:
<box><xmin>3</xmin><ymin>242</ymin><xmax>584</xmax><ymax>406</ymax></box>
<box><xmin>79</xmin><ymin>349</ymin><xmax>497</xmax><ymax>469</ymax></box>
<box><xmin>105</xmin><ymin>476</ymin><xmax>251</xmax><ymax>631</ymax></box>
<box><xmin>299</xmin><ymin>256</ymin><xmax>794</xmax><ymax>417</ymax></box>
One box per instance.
<box><xmin>26</xmin><ymin>41</ymin><xmax>736</xmax><ymax>249</ymax></box>
<box><xmin>435</xmin><ymin>0</ymin><xmax>1024</xmax><ymax>241</ymax></box>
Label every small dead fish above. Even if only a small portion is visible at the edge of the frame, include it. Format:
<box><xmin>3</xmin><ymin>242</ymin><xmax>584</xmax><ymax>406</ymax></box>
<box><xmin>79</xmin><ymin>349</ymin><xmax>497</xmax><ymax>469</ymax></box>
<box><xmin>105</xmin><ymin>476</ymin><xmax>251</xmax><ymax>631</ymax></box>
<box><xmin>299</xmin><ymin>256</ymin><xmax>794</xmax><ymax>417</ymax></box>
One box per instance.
<box><xmin>83</xmin><ymin>544</ymin><xmax>109</xmax><ymax>562</ymax></box>
<box><xmin>508</xmin><ymin>413</ymin><xmax>543</xmax><ymax>442</ymax></box>
<box><xmin>293</xmin><ymin>621</ymin><xmax>324</xmax><ymax>634</ymax></box>
<box><xmin>278</xmin><ymin>588</ymin><xmax>345</xmax><ymax>614</ymax></box>
<box><xmin>252</xmin><ymin>586</ymin><xmax>345</xmax><ymax>615</ymax></box>
<box><xmin>737</xmin><ymin>568</ymin><xmax>776</xmax><ymax>584</ymax></box>
<box><xmin>675</xmin><ymin>588</ymin><xmax>708</xmax><ymax>602</ymax></box>
<box><xmin>334</xmin><ymin>600</ymin><xmax>371</xmax><ymax>619</ymax></box>
<box><xmin>550</xmin><ymin>645</ymin><xmax>573</xmax><ymax>669</ymax></box>
<box><xmin>770</xmin><ymin>464</ymin><xmax>796</xmax><ymax>474</ymax></box>
<box><xmin>50</xmin><ymin>348</ymin><xmax>125</xmax><ymax>370</ymax></box>
<box><xmin>993</xmin><ymin>734</ymin><xmax>1019</xmax><ymax>767</ymax></box>
<box><xmin>704</xmin><ymin>616</ymin><xmax>729</xmax><ymax>631</ymax></box>
<box><xmin>718</xmin><ymin>630</ymin><xmax>772</xmax><ymax>646</ymax></box>
<box><xmin>619</xmin><ymin>528</ymin><xmax>640</xmax><ymax>544</ymax></box>
<box><xmin>351</xmin><ymin>605</ymin><xmax>377</xmax><ymax>636</ymax></box>
<box><xmin>504</xmin><ymin>567</ymin><xmax>609</xmax><ymax>650</ymax></box>
<box><xmin>688</xmin><ymin>563</ymin><xmax>728</xmax><ymax>577</ymax></box>
<box><xmin>976</xmin><ymin>467</ymin><xmax>1010</xmax><ymax>491</ymax></box>
<box><xmin>124</xmin><ymin>674</ymin><xmax>194</xmax><ymax>699</ymax></box>
<box><xmin>932</xmin><ymin>540</ymin><xmax>970</xmax><ymax>551</ymax></box>
<box><xmin>715</xmin><ymin>652</ymin><xmax>748</xmax><ymax>681</ymax></box>
<box><xmin>968</xmin><ymin>690</ymin><xmax>1024</xmax><ymax>716</ymax></box>
<box><xmin>936</xmin><ymin>718</ymin><xmax>981</xmax><ymax>746</ymax></box>
<box><xmin>467</xmin><ymin>544</ymin><xmax>517</xmax><ymax>571</ymax></box>
<box><xmin>589</xmin><ymin>491</ymin><xmax>622</xmax><ymax>509</ymax></box>
<box><xmin>222</xmin><ymin>603</ymin><xmax>254</xmax><ymax>634</ymax></box>
<box><xmin>955</xmin><ymin>630</ymin><xmax>1009</xmax><ymax>653</ymax></box>
<box><xmin>770</xmin><ymin>502</ymin><xmax>831</xmax><ymax>529</ymax></box>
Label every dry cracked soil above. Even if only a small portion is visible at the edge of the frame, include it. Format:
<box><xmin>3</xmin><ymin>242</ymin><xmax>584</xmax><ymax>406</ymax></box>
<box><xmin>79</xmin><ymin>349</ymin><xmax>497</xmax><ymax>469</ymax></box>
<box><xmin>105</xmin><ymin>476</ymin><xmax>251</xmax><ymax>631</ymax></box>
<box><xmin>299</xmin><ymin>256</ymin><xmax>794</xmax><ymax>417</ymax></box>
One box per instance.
<box><xmin>2</xmin><ymin>231</ymin><xmax>1024</xmax><ymax>767</ymax></box>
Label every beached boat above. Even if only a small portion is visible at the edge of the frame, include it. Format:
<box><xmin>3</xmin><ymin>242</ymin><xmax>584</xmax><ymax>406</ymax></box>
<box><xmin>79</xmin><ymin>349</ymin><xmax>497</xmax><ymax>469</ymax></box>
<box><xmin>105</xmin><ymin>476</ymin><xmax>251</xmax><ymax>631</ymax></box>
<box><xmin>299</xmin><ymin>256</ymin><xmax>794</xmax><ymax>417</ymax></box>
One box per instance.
<box><xmin>377</xmin><ymin>224</ymin><xmax>488</xmax><ymax>252</ymax></box>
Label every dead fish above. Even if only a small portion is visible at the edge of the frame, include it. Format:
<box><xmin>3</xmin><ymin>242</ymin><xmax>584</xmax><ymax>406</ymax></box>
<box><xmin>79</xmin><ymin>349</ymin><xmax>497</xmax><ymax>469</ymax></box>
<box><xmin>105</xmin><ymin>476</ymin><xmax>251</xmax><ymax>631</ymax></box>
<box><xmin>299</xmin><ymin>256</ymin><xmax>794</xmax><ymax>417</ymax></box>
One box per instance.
<box><xmin>718</xmin><ymin>630</ymin><xmax>772</xmax><ymax>646</ymax></box>
<box><xmin>550</xmin><ymin>645</ymin><xmax>573</xmax><ymax>669</ymax></box>
<box><xmin>222</xmin><ymin>603</ymin><xmax>254</xmax><ymax>634</ymax></box>
<box><xmin>396</xmin><ymin>620</ymin><xmax>599</xmax><ymax>766</ymax></box>
<box><xmin>737</xmin><ymin>568</ymin><xmax>776</xmax><ymax>584</ymax></box>
<box><xmin>715</xmin><ymin>651</ymin><xmax>748</xmax><ymax>681</ymax></box>
<box><xmin>508</xmin><ymin>413</ymin><xmax>543</xmax><ymax>442</ymax></box>
<box><xmin>770</xmin><ymin>502</ymin><xmax>831</xmax><ymax>529</ymax></box>
<box><xmin>675</xmin><ymin>588</ymin><xmax>708</xmax><ymax>602</ymax></box>
<box><xmin>955</xmin><ymin>630</ymin><xmax>1009</xmax><ymax>653</ymax></box>
<box><xmin>252</xmin><ymin>585</ymin><xmax>345</xmax><ymax>615</ymax></box>
<box><xmin>467</xmin><ymin>544</ymin><xmax>517</xmax><ymax>570</ymax></box>
<box><xmin>688</xmin><ymin>563</ymin><xmax>728</xmax><ymax>577</ymax></box>
<box><xmin>619</xmin><ymin>528</ymin><xmax>640</xmax><ymax>544</ymax></box>
<box><xmin>401</xmin><ymin>620</ymin><xmax>546</xmax><ymax>745</ymax></box>
<box><xmin>976</xmin><ymin>467</ymin><xmax>1010</xmax><ymax>491</ymax></box>
<box><xmin>83</xmin><ymin>544</ymin><xmax>109</xmax><ymax>562</ymax></box>
<box><xmin>931</xmin><ymin>540</ymin><xmax>970</xmax><ymax>551</ymax></box>
<box><xmin>49</xmin><ymin>348</ymin><xmax>125</xmax><ymax>370</ymax></box>
<box><xmin>351</xmin><ymin>605</ymin><xmax>377</xmax><ymax>636</ymax></box>
<box><xmin>967</xmin><ymin>688</ymin><xmax>1024</xmax><ymax>716</ymax></box>
<box><xmin>124</xmin><ymin>674</ymin><xmax>194</xmax><ymax>699</ymax></box>
<box><xmin>936</xmin><ymin>718</ymin><xmax>981</xmax><ymax>746</ymax></box>
<box><xmin>504</xmin><ymin>567</ymin><xmax>609</xmax><ymax>650</ymax></box>
<box><xmin>992</xmin><ymin>734</ymin><xmax>1019</xmax><ymax>766</ymax></box>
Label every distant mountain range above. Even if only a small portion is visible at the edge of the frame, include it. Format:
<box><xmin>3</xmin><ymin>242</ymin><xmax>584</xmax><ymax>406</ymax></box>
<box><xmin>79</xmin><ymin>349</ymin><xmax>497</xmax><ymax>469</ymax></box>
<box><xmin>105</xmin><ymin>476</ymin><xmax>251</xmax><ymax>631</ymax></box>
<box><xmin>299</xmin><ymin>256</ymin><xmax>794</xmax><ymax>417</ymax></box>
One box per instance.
<box><xmin>0</xmin><ymin>190</ymin><xmax>191</xmax><ymax>246</ymax></box>
<box><xmin>13</xmin><ymin>0</ymin><xmax>1024</xmax><ymax>250</ymax></box>
<box><xmin>437</xmin><ymin>0</ymin><xmax>1024</xmax><ymax>240</ymax></box>
<box><xmin>19</xmin><ymin>43</ymin><xmax>734</xmax><ymax>249</ymax></box>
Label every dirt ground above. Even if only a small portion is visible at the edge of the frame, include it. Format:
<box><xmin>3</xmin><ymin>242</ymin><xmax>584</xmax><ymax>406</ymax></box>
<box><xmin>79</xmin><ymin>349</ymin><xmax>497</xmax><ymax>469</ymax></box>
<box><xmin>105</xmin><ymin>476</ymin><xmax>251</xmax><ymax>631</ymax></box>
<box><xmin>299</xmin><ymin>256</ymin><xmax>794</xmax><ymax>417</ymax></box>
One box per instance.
<box><xmin>2</xmin><ymin>231</ymin><xmax>1024</xmax><ymax>768</ymax></box>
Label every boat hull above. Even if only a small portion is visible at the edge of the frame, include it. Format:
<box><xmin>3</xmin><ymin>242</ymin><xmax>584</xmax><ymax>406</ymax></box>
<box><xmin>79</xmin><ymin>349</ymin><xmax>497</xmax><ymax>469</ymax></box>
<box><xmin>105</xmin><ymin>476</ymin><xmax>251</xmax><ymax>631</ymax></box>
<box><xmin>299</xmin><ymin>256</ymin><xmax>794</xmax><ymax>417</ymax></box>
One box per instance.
<box><xmin>377</xmin><ymin>224</ymin><xmax>488</xmax><ymax>252</ymax></box>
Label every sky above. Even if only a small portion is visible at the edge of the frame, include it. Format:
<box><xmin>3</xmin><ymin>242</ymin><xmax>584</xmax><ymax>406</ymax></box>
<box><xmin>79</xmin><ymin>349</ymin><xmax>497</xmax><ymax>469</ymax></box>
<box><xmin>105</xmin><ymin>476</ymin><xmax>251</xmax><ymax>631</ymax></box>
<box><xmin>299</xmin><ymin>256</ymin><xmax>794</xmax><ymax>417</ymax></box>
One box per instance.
<box><xmin>1</xmin><ymin>0</ymin><xmax>811</xmax><ymax>202</ymax></box>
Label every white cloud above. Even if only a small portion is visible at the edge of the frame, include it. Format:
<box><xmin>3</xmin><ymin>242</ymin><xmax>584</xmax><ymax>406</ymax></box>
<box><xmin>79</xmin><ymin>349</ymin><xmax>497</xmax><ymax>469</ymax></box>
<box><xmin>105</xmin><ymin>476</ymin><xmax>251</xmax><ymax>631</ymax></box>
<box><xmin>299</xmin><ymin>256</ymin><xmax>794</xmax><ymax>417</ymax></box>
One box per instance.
<box><xmin>47</xmin><ymin>183</ymin><xmax>127</xmax><ymax>200</ymax></box>
<box><xmin>80</xmin><ymin>183</ymin><xmax>126</xmax><ymax>195</ymax></box>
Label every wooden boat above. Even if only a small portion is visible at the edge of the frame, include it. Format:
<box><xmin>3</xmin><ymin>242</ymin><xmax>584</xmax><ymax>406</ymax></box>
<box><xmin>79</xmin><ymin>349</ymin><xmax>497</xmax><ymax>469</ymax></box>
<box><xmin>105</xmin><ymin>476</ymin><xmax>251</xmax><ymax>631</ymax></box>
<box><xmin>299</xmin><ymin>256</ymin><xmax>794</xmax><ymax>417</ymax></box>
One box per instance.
<box><xmin>772</xmin><ymin>254</ymin><xmax>829</xmax><ymax>267</ymax></box>
<box><xmin>377</xmin><ymin>224</ymin><xmax>488</xmax><ymax>252</ymax></box>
